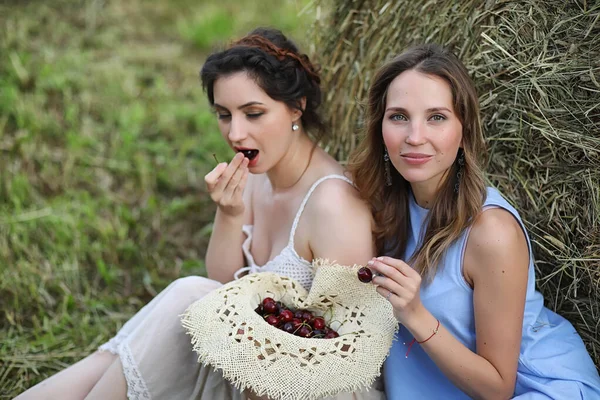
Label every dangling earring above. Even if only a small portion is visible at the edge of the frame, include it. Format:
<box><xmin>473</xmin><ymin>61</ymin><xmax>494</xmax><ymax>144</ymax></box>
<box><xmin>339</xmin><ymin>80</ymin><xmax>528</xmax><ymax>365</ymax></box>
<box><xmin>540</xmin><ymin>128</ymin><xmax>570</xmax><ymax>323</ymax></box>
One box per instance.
<box><xmin>384</xmin><ymin>148</ymin><xmax>393</xmax><ymax>187</ymax></box>
<box><xmin>292</xmin><ymin>122</ymin><xmax>299</xmax><ymax>131</ymax></box>
<box><xmin>454</xmin><ymin>149</ymin><xmax>465</xmax><ymax>194</ymax></box>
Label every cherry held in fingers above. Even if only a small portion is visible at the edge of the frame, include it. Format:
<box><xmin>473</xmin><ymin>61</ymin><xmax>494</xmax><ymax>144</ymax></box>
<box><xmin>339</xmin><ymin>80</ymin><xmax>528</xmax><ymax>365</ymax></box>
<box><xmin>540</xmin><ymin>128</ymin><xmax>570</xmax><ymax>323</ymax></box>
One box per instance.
<box><xmin>238</xmin><ymin>149</ymin><xmax>258</xmax><ymax>160</ymax></box>
<box><xmin>357</xmin><ymin>266</ymin><xmax>373</xmax><ymax>283</ymax></box>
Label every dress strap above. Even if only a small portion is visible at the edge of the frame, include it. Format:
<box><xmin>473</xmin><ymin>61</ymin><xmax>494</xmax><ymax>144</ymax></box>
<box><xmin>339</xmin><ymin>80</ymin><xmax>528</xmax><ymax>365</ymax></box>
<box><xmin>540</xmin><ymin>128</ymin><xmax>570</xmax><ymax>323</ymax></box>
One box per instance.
<box><xmin>288</xmin><ymin>174</ymin><xmax>353</xmax><ymax>247</ymax></box>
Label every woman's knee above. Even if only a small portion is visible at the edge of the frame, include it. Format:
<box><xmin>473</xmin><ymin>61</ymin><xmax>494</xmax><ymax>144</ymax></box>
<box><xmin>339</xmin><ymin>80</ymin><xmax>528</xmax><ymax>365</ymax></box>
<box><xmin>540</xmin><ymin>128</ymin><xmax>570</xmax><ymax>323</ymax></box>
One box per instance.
<box><xmin>167</xmin><ymin>276</ymin><xmax>220</xmax><ymax>303</ymax></box>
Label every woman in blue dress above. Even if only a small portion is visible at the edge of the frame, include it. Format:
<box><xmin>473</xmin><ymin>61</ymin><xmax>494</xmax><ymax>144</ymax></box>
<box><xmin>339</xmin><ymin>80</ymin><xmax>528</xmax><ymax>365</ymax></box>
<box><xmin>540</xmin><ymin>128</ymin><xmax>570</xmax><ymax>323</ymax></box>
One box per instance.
<box><xmin>348</xmin><ymin>44</ymin><xmax>600</xmax><ymax>399</ymax></box>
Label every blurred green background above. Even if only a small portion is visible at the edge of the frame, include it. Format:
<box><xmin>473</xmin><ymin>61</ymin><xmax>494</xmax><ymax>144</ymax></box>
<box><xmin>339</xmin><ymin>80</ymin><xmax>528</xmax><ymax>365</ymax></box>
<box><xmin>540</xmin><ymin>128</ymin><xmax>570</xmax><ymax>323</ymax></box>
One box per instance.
<box><xmin>0</xmin><ymin>0</ymin><xmax>317</xmax><ymax>395</ymax></box>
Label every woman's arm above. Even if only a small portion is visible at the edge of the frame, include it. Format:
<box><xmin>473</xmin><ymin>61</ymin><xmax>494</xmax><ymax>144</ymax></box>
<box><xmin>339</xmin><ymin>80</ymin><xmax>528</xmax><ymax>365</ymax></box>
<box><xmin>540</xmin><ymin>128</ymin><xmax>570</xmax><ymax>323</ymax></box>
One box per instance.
<box><xmin>205</xmin><ymin>154</ymin><xmax>252</xmax><ymax>283</ymax></box>
<box><xmin>369</xmin><ymin>208</ymin><xmax>529</xmax><ymax>400</ymax></box>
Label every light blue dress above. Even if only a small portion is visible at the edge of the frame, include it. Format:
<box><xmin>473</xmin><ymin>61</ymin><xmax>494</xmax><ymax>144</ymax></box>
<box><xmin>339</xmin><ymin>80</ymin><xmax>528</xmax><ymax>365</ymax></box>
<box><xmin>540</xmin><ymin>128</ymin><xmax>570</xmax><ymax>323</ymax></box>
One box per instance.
<box><xmin>384</xmin><ymin>187</ymin><xmax>600</xmax><ymax>399</ymax></box>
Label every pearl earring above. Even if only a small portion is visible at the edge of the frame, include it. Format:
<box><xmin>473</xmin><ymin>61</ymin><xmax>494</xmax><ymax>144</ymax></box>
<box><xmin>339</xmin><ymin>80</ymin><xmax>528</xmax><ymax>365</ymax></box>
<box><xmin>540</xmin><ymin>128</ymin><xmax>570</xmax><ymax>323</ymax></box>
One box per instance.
<box><xmin>292</xmin><ymin>123</ymin><xmax>299</xmax><ymax>131</ymax></box>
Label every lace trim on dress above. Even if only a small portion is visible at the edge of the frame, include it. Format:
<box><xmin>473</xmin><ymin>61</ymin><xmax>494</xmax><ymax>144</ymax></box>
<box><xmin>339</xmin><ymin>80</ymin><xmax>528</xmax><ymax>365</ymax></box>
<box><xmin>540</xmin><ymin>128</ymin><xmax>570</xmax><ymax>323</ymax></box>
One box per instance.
<box><xmin>98</xmin><ymin>331</ymin><xmax>128</xmax><ymax>354</ymax></box>
<box><xmin>118</xmin><ymin>341</ymin><xmax>152</xmax><ymax>400</ymax></box>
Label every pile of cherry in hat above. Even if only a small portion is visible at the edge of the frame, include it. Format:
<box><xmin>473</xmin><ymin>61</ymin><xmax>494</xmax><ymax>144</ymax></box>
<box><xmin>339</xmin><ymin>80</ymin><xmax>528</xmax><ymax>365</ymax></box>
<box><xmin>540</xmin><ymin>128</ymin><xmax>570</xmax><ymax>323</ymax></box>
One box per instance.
<box><xmin>255</xmin><ymin>297</ymin><xmax>339</xmax><ymax>339</ymax></box>
<box><xmin>255</xmin><ymin>267</ymin><xmax>376</xmax><ymax>338</ymax></box>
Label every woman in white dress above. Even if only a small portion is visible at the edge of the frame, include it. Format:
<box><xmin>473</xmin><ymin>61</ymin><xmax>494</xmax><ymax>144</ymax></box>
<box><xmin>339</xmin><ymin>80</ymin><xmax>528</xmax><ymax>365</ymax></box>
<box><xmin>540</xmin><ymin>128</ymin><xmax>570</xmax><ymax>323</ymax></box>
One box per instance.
<box><xmin>17</xmin><ymin>28</ymin><xmax>383</xmax><ymax>400</ymax></box>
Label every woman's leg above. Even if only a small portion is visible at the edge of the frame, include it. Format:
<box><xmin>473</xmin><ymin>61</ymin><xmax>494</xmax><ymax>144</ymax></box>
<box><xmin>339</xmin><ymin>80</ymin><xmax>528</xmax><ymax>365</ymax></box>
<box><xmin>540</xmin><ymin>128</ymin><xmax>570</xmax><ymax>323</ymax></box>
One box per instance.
<box><xmin>15</xmin><ymin>351</ymin><xmax>117</xmax><ymax>400</ymax></box>
<box><xmin>84</xmin><ymin>357</ymin><xmax>128</xmax><ymax>400</ymax></box>
<box><xmin>17</xmin><ymin>276</ymin><xmax>227</xmax><ymax>400</ymax></box>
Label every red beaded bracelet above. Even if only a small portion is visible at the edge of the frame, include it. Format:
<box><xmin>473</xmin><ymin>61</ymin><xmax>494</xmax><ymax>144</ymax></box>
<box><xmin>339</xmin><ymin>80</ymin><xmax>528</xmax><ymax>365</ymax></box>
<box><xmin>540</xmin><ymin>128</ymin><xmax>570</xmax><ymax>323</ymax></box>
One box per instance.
<box><xmin>405</xmin><ymin>318</ymin><xmax>440</xmax><ymax>358</ymax></box>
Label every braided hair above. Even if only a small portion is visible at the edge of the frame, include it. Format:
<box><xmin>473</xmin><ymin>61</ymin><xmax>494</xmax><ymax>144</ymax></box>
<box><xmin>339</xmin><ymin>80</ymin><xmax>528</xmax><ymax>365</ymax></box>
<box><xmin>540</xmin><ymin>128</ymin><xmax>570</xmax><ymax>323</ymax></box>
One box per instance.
<box><xmin>200</xmin><ymin>28</ymin><xmax>325</xmax><ymax>140</ymax></box>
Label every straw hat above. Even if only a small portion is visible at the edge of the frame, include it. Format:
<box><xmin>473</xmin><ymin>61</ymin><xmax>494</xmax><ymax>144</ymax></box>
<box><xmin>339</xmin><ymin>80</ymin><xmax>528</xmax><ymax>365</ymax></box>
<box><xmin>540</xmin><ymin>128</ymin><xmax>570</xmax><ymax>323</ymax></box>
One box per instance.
<box><xmin>181</xmin><ymin>259</ymin><xmax>398</xmax><ymax>400</ymax></box>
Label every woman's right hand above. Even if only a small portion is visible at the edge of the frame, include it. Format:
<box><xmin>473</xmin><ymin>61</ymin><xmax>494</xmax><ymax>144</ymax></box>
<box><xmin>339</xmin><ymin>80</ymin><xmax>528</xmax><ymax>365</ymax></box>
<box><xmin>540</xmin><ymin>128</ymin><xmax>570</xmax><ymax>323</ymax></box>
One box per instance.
<box><xmin>204</xmin><ymin>152</ymin><xmax>249</xmax><ymax>217</ymax></box>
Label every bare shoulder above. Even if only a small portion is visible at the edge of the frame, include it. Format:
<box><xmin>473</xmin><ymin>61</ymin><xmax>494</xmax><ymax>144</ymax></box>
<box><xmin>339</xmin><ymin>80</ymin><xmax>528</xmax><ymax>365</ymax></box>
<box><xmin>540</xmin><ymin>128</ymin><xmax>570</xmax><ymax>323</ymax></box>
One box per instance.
<box><xmin>295</xmin><ymin>149</ymin><xmax>374</xmax><ymax>264</ymax></box>
<box><xmin>464</xmin><ymin>207</ymin><xmax>529</xmax><ymax>284</ymax></box>
<box><xmin>304</xmin><ymin>148</ymin><xmax>362</xmax><ymax>210</ymax></box>
<box><xmin>468</xmin><ymin>208</ymin><xmax>526</xmax><ymax>254</ymax></box>
<box><xmin>305</xmin><ymin>175</ymin><xmax>371</xmax><ymax>222</ymax></box>
<box><xmin>302</xmin><ymin>175</ymin><xmax>374</xmax><ymax>265</ymax></box>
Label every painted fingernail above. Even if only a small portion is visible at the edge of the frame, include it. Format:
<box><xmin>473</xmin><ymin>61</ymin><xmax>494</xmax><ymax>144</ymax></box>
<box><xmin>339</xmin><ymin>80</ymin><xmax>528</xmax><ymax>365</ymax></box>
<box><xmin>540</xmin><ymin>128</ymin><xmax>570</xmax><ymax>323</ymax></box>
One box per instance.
<box><xmin>377</xmin><ymin>257</ymin><xmax>384</xmax><ymax>261</ymax></box>
<box><xmin>367</xmin><ymin>260</ymin><xmax>374</xmax><ymax>266</ymax></box>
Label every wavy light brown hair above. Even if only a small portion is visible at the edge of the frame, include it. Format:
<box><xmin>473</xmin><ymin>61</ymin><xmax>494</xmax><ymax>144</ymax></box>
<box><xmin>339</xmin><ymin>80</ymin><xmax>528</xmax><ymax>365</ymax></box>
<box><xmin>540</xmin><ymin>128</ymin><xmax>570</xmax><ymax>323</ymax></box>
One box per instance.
<box><xmin>347</xmin><ymin>44</ymin><xmax>487</xmax><ymax>282</ymax></box>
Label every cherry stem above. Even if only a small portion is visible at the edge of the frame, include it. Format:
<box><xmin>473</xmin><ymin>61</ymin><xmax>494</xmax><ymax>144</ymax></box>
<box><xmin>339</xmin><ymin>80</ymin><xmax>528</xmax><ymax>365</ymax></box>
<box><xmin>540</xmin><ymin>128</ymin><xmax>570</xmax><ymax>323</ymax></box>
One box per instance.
<box><xmin>329</xmin><ymin>319</ymin><xmax>349</xmax><ymax>331</ymax></box>
<box><xmin>338</xmin><ymin>330</ymin><xmax>360</xmax><ymax>336</ymax></box>
<box><xmin>325</xmin><ymin>306</ymin><xmax>335</xmax><ymax>323</ymax></box>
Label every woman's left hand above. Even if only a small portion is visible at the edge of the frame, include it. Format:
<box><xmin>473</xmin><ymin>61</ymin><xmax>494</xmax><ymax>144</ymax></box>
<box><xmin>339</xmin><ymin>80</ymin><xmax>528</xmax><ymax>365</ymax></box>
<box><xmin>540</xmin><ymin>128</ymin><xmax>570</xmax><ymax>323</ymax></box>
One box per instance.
<box><xmin>368</xmin><ymin>256</ymin><xmax>424</xmax><ymax>325</ymax></box>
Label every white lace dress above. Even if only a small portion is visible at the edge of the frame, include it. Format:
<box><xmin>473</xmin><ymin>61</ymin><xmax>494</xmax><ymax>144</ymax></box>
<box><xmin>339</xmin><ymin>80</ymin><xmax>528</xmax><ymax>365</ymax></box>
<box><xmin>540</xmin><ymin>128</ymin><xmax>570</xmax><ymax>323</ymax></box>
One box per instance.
<box><xmin>98</xmin><ymin>175</ymin><xmax>385</xmax><ymax>400</ymax></box>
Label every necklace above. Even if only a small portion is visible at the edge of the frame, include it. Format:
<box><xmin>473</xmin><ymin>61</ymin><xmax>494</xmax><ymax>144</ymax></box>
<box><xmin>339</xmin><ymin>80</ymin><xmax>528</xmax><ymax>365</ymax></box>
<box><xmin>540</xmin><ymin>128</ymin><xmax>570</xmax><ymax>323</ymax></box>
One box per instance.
<box><xmin>275</xmin><ymin>146</ymin><xmax>315</xmax><ymax>191</ymax></box>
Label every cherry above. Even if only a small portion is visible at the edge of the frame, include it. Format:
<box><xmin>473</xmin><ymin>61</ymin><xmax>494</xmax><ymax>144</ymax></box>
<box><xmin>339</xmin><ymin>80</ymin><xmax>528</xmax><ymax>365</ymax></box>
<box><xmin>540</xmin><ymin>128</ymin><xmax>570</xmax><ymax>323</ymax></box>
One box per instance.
<box><xmin>291</xmin><ymin>318</ymin><xmax>303</xmax><ymax>330</ymax></box>
<box><xmin>357</xmin><ymin>266</ymin><xmax>373</xmax><ymax>283</ymax></box>
<box><xmin>298</xmin><ymin>326</ymin><xmax>312</xmax><ymax>338</ymax></box>
<box><xmin>325</xmin><ymin>330</ymin><xmax>339</xmax><ymax>339</ymax></box>
<box><xmin>275</xmin><ymin>301</ymin><xmax>285</xmax><ymax>314</ymax></box>
<box><xmin>239</xmin><ymin>149</ymin><xmax>258</xmax><ymax>160</ymax></box>
<box><xmin>301</xmin><ymin>311</ymin><xmax>313</xmax><ymax>321</ymax></box>
<box><xmin>279</xmin><ymin>309</ymin><xmax>294</xmax><ymax>323</ymax></box>
<box><xmin>262</xmin><ymin>297</ymin><xmax>275</xmax><ymax>305</ymax></box>
<box><xmin>282</xmin><ymin>322</ymin><xmax>295</xmax><ymax>333</ymax></box>
<box><xmin>312</xmin><ymin>317</ymin><xmax>326</xmax><ymax>330</ymax></box>
<box><xmin>263</xmin><ymin>301</ymin><xmax>278</xmax><ymax>314</ymax></box>
<box><xmin>265</xmin><ymin>315</ymin><xmax>279</xmax><ymax>326</ymax></box>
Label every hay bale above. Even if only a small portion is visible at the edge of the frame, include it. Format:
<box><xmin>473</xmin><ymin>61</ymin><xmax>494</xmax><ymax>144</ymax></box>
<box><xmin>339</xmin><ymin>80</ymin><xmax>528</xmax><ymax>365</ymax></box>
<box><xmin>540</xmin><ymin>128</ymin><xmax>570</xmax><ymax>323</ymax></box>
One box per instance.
<box><xmin>313</xmin><ymin>0</ymin><xmax>600</xmax><ymax>367</ymax></box>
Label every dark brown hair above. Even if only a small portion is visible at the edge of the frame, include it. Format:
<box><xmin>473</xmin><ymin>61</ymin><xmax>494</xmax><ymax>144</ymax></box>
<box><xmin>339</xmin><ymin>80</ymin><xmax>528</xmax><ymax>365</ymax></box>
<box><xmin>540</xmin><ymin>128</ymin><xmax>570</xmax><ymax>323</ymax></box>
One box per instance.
<box><xmin>200</xmin><ymin>27</ymin><xmax>325</xmax><ymax>141</ymax></box>
<box><xmin>347</xmin><ymin>43</ymin><xmax>487</xmax><ymax>281</ymax></box>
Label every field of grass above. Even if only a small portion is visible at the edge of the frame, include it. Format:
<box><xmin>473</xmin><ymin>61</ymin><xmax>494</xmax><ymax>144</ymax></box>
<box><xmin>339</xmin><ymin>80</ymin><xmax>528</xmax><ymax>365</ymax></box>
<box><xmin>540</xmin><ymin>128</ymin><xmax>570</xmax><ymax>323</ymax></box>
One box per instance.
<box><xmin>0</xmin><ymin>0</ymin><xmax>316</xmax><ymax>396</ymax></box>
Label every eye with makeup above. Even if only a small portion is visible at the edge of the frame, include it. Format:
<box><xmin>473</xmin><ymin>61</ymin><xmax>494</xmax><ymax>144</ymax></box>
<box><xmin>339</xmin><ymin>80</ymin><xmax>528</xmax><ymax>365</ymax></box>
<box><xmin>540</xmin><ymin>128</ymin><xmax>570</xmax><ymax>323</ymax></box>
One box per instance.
<box><xmin>215</xmin><ymin>111</ymin><xmax>263</xmax><ymax>120</ymax></box>
<box><xmin>214</xmin><ymin>106</ymin><xmax>230</xmax><ymax>120</ymax></box>
<box><xmin>245</xmin><ymin>111</ymin><xmax>263</xmax><ymax>119</ymax></box>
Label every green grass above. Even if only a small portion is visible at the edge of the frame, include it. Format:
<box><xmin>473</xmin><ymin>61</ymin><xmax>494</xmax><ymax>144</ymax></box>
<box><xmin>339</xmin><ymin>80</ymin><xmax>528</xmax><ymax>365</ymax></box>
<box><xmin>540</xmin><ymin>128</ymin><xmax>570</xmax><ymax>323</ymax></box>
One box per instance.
<box><xmin>0</xmin><ymin>0</ymin><xmax>315</xmax><ymax>396</ymax></box>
